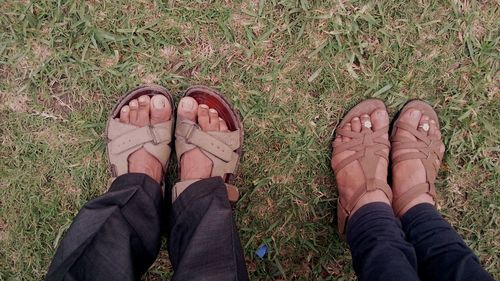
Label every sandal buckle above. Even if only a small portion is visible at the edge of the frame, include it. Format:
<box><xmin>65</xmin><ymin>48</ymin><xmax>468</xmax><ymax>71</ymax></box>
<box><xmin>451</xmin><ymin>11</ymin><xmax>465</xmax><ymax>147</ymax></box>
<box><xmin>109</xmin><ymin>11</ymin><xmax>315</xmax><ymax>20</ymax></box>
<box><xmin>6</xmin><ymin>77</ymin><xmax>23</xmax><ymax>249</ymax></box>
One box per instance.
<box><xmin>184</xmin><ymin>124</ymin><xmax>197</xmax><ymax>144</ymax></box>
<box><xmin>148</xmin><ymin>125</ymin><xmax>160</xmax><ymax>144</ymax></box>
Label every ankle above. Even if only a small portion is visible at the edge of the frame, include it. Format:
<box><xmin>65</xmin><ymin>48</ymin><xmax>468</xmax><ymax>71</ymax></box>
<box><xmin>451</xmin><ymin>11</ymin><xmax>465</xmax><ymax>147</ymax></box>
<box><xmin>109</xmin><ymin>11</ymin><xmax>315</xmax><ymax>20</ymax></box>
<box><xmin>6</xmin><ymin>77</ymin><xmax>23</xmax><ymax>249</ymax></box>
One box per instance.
<box><xmin>351</xmin><ymin>190</ymin><xmax>391</xmax><ymax>216</ymax></box>
<box><xmin>129</xmin><ymin>158</ymin><xmax>162</xmax><ymax>183</ymax></box>
<box><xmin>395</xmin><ymin>194</ymin><xmax>434</xmax><ymax>217</ymax></box>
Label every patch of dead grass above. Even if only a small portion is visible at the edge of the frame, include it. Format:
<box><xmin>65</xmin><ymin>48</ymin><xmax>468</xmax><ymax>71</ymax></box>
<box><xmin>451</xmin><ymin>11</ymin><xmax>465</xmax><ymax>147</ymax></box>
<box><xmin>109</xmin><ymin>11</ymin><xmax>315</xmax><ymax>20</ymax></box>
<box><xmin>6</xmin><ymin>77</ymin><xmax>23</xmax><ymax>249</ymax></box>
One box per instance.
<box><xmin>0</xmin><ymin>91</ymin><xmax>30</xmax><ymax>113</ymax></box>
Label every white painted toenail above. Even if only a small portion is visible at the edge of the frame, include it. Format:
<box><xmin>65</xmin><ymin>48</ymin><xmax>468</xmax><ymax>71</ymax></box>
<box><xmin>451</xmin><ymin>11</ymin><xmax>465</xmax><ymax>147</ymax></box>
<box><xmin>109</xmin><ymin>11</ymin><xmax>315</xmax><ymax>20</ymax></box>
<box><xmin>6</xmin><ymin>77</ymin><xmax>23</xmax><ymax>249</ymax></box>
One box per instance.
<box><xmin>363</xmin><ymin>120</ymin><xmax>372</xmax><ymax>128</ymax></box>
<box><xmin>122</xmin><ymin>107</ymin><xmax>129</xmax><ymax>112</ymax></box>
<box><xmin>421</xmin><ymin>123</ymin><xmax>429</xmax><ymax>131</ymax></box>
<box><xmin>139</xmin><ymin>96</ymin><xmax>147</xmax><ymax>103</ymax></box>
<box><xmin>153</xmin><ymin>97</ymin><xmax>165</xmax><ymax>109</ymax></box>
<box><xmin>181</xmin><ymin>98</ymin><xmax>194</xmax><ymax>109</ymax></box>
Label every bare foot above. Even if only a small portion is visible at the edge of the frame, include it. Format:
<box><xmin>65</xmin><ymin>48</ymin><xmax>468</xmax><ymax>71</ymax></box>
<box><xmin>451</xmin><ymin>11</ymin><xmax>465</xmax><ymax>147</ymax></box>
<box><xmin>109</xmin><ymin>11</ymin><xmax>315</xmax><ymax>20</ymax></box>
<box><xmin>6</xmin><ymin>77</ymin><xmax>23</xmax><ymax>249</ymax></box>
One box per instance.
<box><xmin>391</xmin><ymin>109</ymin><xmax>445</xmax><ymax>216</ymax></box>
<box><xmin>331</xmin><ymin>109</ymin><xmax>391</xmax><ymax>216</ymax></box>
<box><xmin>177</xmin><ymin>97</ymin><xmax>229</xmax><ymax>180</ymax></box>
<box><xmin>118</xmin><ymin>95</ymin><xmax>172</xmax><ymax>183</ymax></box>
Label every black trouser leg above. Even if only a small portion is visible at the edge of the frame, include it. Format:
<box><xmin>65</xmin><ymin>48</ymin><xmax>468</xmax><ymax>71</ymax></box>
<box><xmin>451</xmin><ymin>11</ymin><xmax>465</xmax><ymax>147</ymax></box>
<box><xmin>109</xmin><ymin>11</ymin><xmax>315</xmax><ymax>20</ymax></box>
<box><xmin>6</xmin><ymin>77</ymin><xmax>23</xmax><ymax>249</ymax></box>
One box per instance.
<box><xmin>45</xmin><ymin>173</ymin><xmax>163</xmax><ymax>281</ymax></box>
<box><xmin>401</xmin><ymin>203</ymin><xmax>494</xmax><ymax>281</ymax></box>
<box><xmin>168</xmin><ymin>177</ymin><xmax>249</xmax><ymax>281</ymax></box>
<box><xmin>346</xmin><ymin>202</ymin><xmax>420</xmax><ymax>281</ymax></box>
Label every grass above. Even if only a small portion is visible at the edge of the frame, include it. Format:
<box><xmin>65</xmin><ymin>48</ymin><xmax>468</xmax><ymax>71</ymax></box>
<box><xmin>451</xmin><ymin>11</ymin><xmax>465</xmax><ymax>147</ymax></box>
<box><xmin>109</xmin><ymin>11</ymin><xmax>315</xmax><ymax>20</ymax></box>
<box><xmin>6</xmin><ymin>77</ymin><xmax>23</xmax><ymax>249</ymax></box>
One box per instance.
<box><xmin>0</xmin><ymin>0</ymin><xmax>498</xmax><ymax>280</ymax></box>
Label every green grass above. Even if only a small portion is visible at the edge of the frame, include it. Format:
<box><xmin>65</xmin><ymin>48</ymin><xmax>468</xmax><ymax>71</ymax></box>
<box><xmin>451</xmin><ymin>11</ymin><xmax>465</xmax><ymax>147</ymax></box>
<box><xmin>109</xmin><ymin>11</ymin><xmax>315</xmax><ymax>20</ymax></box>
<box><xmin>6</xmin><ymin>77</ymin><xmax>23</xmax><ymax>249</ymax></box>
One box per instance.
<box><xmin>0</xmin><ymin>0</ymin><xmax>498</xmax><ymax>280</ymax></box>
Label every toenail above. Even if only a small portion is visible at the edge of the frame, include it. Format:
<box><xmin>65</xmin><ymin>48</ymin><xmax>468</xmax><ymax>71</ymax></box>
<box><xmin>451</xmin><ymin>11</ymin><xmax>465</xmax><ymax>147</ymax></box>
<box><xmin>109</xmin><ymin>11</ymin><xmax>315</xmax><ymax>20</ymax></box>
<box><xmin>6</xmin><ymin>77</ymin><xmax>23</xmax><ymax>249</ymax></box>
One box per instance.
<box><xmin>181</xmin><ymin>98</ymin><xmax>194</xmax><ymax>110</ymax></box>
<box><xmin>153</xmin><ymin>97</ymin><xmax>165</xmax><ymax>109</ymax></box>
<box><xmin>200</xmin><ymin>104</ymin><xmax>209</xmax><ymax>109</ymax></box>
<box><xmin>130</xmin><ymin>100</ymin><xmax>138</xmax><ymax>107</ymax></box>
<box><xmin>209</xmin><ymin>109</ymin><xmax>217</xmax><ymax>114</ymax></box>
<box><xmin>410</xmin><ymin>110</ymin><xmax>420</xmax><ymax>118</ymax></box>
<box><xmin>430</xmin><ymin>120</ymin><xmax>436</xmax><ymax>124</ymax></box>
<box><xmin>139</xmin><ymin>96</ymin><xmax>147</xmax><ymax>103</ymax></box>
<box><xmin>352</xmin><ymin>117</ymin><xmax>359</xmax><ymax>121</ymax></box>
<box><xmin>122</xmin><ymin>107</ymin><xmax>129</xmax><ymax>112</ymax></box>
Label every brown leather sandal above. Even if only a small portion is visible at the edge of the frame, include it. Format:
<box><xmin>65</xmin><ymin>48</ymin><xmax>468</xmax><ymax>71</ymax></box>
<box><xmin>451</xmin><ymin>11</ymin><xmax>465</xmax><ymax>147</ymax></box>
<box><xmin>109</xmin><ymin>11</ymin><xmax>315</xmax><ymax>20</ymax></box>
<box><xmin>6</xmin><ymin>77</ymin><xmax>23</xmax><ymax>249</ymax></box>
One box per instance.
<box><xmin>172</xmin><ymin>86</ymin><xmax>243</xmax><ymax>202</ymax></box>
<box><xmin>332</xmin><ymin>99</ymin><xmax>393</xmax><ymax>236</ymax></box>
<box><xmin>105</xmin><ymin>84</ymin><xmax>174</xmax><ymax>184</ymax></box>
<box><xmin>390</xmin><ymin>100</ymin><xmax>444</xmax><ymax>217</ymax></box>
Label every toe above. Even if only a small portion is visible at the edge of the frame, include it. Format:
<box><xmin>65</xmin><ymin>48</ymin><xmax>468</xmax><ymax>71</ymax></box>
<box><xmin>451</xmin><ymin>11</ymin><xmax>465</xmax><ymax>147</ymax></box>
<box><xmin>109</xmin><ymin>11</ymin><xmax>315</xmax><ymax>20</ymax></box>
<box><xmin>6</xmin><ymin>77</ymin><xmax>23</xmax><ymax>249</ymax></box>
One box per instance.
<box><xmin>418</xmin><ymin>115</ymin><xmax>430</xmax><ymax>136</ymax></box>
<box><xmin>370</xmin><ymin>109</ymin><xmax>389</xmax><ymax>131</ymax></box>
<box><xmin>120</xmin><ymin>106</ymin><xmax>130</xmax><ymax>123</ymax></box>
<box><xmin>429</xmin><ymin>119</ymin><xmax>438</xmax><ymax>137</ymax></box>
<box><xmin>219</xmin><ymin>117</ymin><xmax>229</xmax><ymax>131</ymax></box>
<box><xmin>360</xmin><ymin>114</ymin><xmax>371</xmax><ymax>131</ymax></box>
<box><xmin>342</xmin><ymin>123</ymin><xmax>352</xmax><ymax>142</ymax></box>
<box><xmin>150</xmin><ymin>95</ymin><xmax>171</xmax><ymax>125</ymax></box>
<box><xmin>207</xmin><ymin>108</ymin><xmax>220</xmax><ymax>131</ymax></box>
<box><xmin>129</xmin><ymin>99</ymin><xmax>139</xmax><ymax>123</ymax></box>
<box><xmin>136</xmin><ymin>95</ymin><xmax>150</xmax><ymax>126</ymax></box>
<box><xmin>351</xmin><ymin>117</ymin><xmax>361</xmax><ymax>132</ymax></box>
<box><xmin>178</xmin><ymin>97</ymin><xmax>198</xmax><ymax>122</ymax></box>
<box><xmin>198</xmin><ymin>104</ymin><xmax>210</xmax><ymax>130</ymax></box>
<box><xmin>400</xmin><ymin>108</ymin><xmax>422</xmax><ymax>131</ymax></box>
<box><xmin>333</xmin><ymin>135</ymin><xmax>342</xmax><ymax>143</ymax></box>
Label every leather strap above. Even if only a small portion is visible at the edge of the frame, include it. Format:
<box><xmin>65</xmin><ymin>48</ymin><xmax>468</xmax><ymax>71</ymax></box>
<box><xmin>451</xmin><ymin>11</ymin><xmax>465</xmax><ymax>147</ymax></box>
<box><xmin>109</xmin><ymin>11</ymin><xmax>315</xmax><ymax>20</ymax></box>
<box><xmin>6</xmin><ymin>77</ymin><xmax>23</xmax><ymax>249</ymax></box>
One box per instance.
<box><xmin>333</xmin><ymin>124</ymin><xmax>392</xmax><ymax>235</ymax></box>
<box><xmin>175</xmin><ymin>120</ymin><xmax>241</xmax><ymax>178</ymax></box>
<box><xmin>174</xmin><ymin>119</ymin><xmax>242</xmax><ymax>202</ymax></box>
<box><xmin>107</xmin><ymin>118</ymin><xmax>173</xmax><ymax>177</ymax></box>
<box><xmin>176</xmin><ymin>121</ymin><xmax>235</xmax><ymax>162</ymax></box>
<box><xmin>337</xmin><ymin>180</ymin><xmax>392</xmax><ymax>234</ymax></box>
<box><xmin>391</xmin><ymin>117</ymin><xmax>443</xmax><ymax>217</ymax></box>
<box><xmin>171</xmin><ymin>180</ymin><xmax>240</xmax><ymax>203</ymax></box>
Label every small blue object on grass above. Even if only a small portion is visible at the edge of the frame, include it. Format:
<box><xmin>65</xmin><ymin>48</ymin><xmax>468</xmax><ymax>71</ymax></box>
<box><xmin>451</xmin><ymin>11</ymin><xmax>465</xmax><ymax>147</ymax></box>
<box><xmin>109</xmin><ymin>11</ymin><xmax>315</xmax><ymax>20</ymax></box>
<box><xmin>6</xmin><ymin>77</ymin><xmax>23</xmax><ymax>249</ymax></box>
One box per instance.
<box><xmin>255</xmin><ymin>244</ymin><xmax>268</xmax><ymax>258</ymax></box>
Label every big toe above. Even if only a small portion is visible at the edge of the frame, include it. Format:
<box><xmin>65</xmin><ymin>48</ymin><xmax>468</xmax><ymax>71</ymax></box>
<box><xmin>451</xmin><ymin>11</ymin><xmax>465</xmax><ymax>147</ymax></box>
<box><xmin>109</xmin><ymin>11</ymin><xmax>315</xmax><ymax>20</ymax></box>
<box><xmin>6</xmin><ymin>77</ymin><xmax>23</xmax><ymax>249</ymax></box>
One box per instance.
<box><xmin>150</xmin><ymin>95</ymin><xmax>171</xmax><ymax>124</ymax></box>
<box><xmin>399</xmin><ymin>108</ymin><xmax>421</xmax><ymax>130</ymax></box>
<box><xmin>177</xmin><ymin>97</ymin><xmax>198</xmax><ymax>122</ymax></box>
<box><xmin>396</xmin><ymin>108</ymin><xmax>422</xmax><ymax>140</ymax></box>
<box><xmin>370</xmin><ymin>109</ymin><xmax>389</xmax><ymax>131</ymax></box>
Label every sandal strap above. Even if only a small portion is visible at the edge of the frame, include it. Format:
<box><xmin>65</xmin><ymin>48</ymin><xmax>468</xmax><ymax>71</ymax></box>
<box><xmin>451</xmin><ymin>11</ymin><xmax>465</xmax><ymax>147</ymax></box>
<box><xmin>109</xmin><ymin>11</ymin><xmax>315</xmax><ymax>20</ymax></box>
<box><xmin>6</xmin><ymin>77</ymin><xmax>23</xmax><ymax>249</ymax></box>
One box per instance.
<box><xmin>337</xmin><ymin>179</ymin><xmax>392</xmax><ymax>235</ymax></box>
<box><xmin>391</xmin><ymin>120</ymin><xmax>443</xmax><ymax>216</ymax></box>
<box><xmin>175</xmin><ymin>120</ymin><xmax>241</xmax><ymax>178</ymax></box>
<box><xmin>172</xmin><ymin>179</ymin><xmax>240</xmax><ymax>203</ymax></box>
<box><xmin>333</xmin><ymin>125</ymin><xmax>392</xmax><ymax>235</ymax></box>
<box><xmin>333</xmin><ymin>125</ymin><xmax>390</xmax><ymax>172</ymax></box>
<box><xmin>393</xmin><ymin>182</ymin><xmax>436</xmax><ymax>217</ymax></box>
<box><xmin>107</xmin><ymin>118</ymin><xmax>173</xmax><ymax>177</ymax></box>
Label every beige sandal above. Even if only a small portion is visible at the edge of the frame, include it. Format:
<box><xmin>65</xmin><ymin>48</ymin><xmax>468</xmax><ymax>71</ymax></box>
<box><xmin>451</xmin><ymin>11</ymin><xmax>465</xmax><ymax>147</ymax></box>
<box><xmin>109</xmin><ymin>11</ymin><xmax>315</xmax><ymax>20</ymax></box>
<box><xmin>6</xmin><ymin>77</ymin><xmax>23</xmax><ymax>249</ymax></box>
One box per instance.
<box><xmin>332</xmin><ymin>99</ymin><xmax>393</xmax><ymax>236</ymax></box>
<box><xmin>172</xmin><ymin>86</ymin><xmax>243</xmax><ymax>202</ymax></box>
<box><xmin>105</xmin><ymin>84</ymin><xmax>174</xmax><ymax>184</ymax></box>
<box><xmin>390</xmin><ymin>100</ymin><xmax>444</xmax><ymax>217</ymax></box>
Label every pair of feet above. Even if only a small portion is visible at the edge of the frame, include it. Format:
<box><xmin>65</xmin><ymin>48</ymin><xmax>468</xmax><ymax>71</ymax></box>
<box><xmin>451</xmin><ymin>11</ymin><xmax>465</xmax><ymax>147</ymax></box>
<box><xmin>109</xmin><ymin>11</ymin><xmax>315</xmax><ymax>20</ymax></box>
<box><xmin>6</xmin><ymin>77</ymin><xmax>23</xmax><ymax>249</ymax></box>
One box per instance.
<box><xmin>119</xmin><ymin>94</ymin><xmax>228</xmax><ymax>183</ymax></box>
<box><xmin>332</xmin><ymin>107</ymin><xmax>445</xmax><ymax>217</ymax></box>
<box><xmin>120</xmin><ymin>94</ymin><xmax>445</xmax><ymax>219</ymax></box>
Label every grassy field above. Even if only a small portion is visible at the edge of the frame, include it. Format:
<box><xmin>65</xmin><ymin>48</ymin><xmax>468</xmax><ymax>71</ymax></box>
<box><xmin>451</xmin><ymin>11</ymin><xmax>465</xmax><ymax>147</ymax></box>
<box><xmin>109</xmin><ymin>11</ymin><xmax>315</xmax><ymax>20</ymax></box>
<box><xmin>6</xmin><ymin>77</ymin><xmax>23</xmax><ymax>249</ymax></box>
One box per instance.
<box><xmin>0</xmin><ymin>0</ymin><xmax>498</xmax><ymax>280</ymax></box>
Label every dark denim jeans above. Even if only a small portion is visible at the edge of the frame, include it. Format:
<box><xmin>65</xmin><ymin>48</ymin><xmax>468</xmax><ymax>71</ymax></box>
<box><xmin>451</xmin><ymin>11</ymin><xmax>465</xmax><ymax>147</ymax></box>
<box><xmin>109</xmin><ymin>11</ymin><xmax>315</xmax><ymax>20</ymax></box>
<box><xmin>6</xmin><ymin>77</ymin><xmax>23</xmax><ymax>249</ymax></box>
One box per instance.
<box><xmin>45</xmin><ymin>173</ymin><xmax>248</xmax><ymax>281</ymax></box>
<box><xmin>347</xmin><ymin>202</ymin><xmax>494</xmax><ymax>281</ymax></box>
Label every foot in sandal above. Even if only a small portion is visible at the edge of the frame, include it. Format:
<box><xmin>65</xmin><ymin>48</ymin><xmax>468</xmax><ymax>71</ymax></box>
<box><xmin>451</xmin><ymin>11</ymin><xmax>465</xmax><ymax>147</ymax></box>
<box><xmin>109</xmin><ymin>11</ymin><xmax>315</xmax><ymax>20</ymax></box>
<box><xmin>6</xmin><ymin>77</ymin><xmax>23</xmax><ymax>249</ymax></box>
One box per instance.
<box><xmin>106</xmin><ymin>85</ymin><xmax>174</xmax><ymax>185</ymax></box>
<box><xmin>176</xmin><ymin>97</ymin><xmax>229</xmax><ymax>180</ymax></box>
<box><xmin>118</xmin><ymin>95</ymin><xmax>172</xmax><ymax>183</ymax></box>
<box><xmin>173</xmin><ymin>86</ymin><xmax>243</xmax><ymax>202</ymax></box>
<box><xmin>331</xmin><ymin>99</ymin><xmax>393</xmax><ymax>235</ymax></box>
<box><xmin>391</xmin><ymin>102</ymin><xmax>445</xmax><ymax>217</ymax></box>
